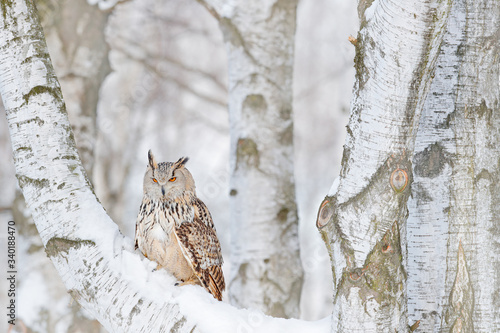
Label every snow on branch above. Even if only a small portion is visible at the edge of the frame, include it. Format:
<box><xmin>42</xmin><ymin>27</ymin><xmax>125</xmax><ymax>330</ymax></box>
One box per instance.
<box><xmin>0</xmin><ymin>1</ymin><xmax>327</xmax><ymax>332</ymax></box>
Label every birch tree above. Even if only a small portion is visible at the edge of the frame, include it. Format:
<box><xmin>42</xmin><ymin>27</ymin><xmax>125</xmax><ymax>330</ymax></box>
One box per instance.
<box><xmin>9</xmin><ymin>0</ymin><xmax>111</xmax><ymax>331</ymax></box>
<box><xmin>197</xmin><ymin>0</ymin><xmax>304</xmax><ymax>318</ymax></box>
<box><xmin>408</xmin><ymin>0</ymin><xmax>500</xmax><ymax>331</ymax></box>
<box><xmin>317</xmin><ymin>0</ymin><xmax>500</xmax><ymax>332</ymax></box>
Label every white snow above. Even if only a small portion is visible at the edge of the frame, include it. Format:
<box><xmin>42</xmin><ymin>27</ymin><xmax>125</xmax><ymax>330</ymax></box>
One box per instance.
<box><xmin>327</xmin><ymin>176</ymin><xmax>340</xmax><ymax>196</ymax></box>
<box><xmin>18</xmin><ymin>271</ymin><xmax>48</xmax><ymax>331</ymax></box>
<box><xmin>176</xmin><ymin>285</ymin><xmax>332</xmax><ymax>333</ymax></box>
<box><xmin>364</xmin><ymin>0</ymin><xmax>379</xmax><ymax>21</ymax></box>
<box><xmin>86</xmin><ymin>0</ymin><xmax>120</xmax><ymax>10</ymax></box>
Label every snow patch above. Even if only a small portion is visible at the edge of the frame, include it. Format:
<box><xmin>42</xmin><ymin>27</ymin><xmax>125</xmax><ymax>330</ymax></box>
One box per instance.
<box><xmin>18</xmin><ymin>271</ymin><xmax>49</xmax><ymax>331</ymax></box>
<box><xmin>116</xmin><ymin>239</ymin><xmax>179</xmax><ymax>302</ymax></box>
<box><xmin>176</xmin><ymin>286</ymin><xmax>332</xmax><ymax>333</ymax></box>
<box><xmin>87</xmin><ymin>0</ymin><xmax>120</xmax><ymax>10</ymax></box>
<box><xmin>327</xmin><ymin>176</ymin><xmax>340</xmax><ymax>196</ymax></box>
<box><xmin>364</xmin><ymin>0</ymin><xmax>379</xmax><ymax>21</ymax></box>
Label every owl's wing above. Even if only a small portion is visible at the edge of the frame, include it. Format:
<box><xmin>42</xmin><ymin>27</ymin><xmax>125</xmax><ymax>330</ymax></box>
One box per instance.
<box><xmin>174</xmin><ymin>198</ymin><xmax>225</xmax><ymax>301</ymax></box>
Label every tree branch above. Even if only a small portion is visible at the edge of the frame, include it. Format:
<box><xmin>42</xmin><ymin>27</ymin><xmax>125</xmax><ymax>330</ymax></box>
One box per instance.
<box><xmin>111</xmin><ymin>37</ymin><xmax>227</xmax><ymax>107</ymax></box>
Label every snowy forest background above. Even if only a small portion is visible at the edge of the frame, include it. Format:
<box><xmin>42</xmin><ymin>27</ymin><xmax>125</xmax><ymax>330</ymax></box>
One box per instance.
<box><xmin>0</xmin><ymin>0</ymin><xmax>356</xmax><ymax>331</ymax></box>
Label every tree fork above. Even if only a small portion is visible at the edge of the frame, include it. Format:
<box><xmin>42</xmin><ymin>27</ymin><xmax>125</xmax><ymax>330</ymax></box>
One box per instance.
<box><xmin>316</xmin><ymin>0</ymin><xmax>452</xmax><ymax>331</ymax></box>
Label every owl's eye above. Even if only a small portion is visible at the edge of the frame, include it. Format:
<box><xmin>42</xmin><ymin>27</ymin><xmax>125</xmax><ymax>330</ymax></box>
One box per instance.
<box><xmin>169</xmin><ymin>177</ymin><xmax>176</xmax><ymax>182</ymax></box>
<box><xmin>152</xmin><ymin>178</ymin><xmax>158</xmax><ymax>183</ymax></box>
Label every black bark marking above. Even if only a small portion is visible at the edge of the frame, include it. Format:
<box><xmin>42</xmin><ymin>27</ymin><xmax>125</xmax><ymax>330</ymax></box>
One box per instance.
<box><xmin>45</xmin><ymin>237</ymin><xmax>96</xmax><ymax>257</ymax></box>
<box><xmin>236</xmin><ymin>138</ymin><xmax>260</xmax><ymax>169</ymax></box>
<box><xmin>414</xmin><ymin>142</ymin><xmax>449</xmax><ymax>178</ymax></box>
<box><xmin>242</xmin><ymin>94</ymin><xmax>267</xmax><ymax>114</ymax></box>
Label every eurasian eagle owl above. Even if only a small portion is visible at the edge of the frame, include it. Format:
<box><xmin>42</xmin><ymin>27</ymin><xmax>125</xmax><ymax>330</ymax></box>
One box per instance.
<box><xmin>135</xmin><ymin>150</ymin><xmax>225</xmax><ymax>300</ymax></box>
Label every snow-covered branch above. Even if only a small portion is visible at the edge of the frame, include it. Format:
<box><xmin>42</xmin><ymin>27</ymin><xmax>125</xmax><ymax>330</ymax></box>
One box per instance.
<box><xmin>0</xmin><ymin>1</ymin><xmax>326</xmax><ymax>332</ymax></box>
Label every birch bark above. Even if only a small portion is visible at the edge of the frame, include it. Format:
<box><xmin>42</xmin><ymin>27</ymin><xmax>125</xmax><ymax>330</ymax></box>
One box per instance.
<box><xmin>437</xmin><ymin>1</ymin><xmax>500</xmax><ymax>331</ymax></box>
<box><xmin>404</xmin><ymin>0</ymin><xmax>500</xmax><ymax>331</ymax></box>
<box><xmin>316</xmin><ymin>0</ymin><xmax>451</xmax><ymax>331</ymax></box>
<box><xmin>9</xmin><ymin>1</ymin><xmax>110</xmax><ymax>331</ymax></box>
<box><xmin>198</xmin><ymin>0</ymin><xmax>303</xmax><ymax>318</ymax></box>
<box><xmin>406</xmin><ymin>1</ymin><xmax>463</xmax><ymax>329</ymax></box>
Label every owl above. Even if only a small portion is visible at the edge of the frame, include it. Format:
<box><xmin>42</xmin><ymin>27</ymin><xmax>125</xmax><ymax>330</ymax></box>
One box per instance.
<box><xmin>135</xmin><ymin>150</ymin><xmax>225</xmax><ymax>301</ymax></box>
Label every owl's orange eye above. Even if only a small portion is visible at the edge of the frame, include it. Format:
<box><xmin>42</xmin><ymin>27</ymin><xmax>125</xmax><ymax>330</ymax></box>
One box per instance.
<box><xmin>169</xmin><ymin>177</ymin><xmax>176</xmax><ymax>182</ymax></box>
<box><xmin>152</xmin><ymin>178</ymin><xmax>158</xmax><ymax>183</ymax></box>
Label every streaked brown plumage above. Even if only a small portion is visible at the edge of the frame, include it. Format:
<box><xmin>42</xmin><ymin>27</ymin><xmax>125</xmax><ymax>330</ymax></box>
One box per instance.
<box><xmin>135</xmin><ymin>150</ymin><xmax>225</xmax><ymax>300</ymax></box>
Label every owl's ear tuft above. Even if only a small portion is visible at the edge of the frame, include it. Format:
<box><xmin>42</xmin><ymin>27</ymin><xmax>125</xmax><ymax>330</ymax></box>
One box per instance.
<box><xmin>174</xmin><ymin>156</ymin><xmax>189</xmax><ymax>169</ymax></box>
<box><xmin>148</xmin><ymin>150</ymin><xmax>158</xmax><ymax>169</ymax></box>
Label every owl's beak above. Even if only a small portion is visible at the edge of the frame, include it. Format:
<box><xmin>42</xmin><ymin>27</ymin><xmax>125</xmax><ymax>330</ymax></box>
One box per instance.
<box><xmin>161</xmin><ymin>186</ymin><xmax>166</xmax><ymax>196</ymax></box>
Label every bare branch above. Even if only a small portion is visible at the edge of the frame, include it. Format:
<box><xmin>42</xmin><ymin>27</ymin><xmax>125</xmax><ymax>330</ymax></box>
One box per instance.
<box><xmin>112</xmin><ymin>39</ymin><xmax>227</xmax><ymax>108</ymax></box>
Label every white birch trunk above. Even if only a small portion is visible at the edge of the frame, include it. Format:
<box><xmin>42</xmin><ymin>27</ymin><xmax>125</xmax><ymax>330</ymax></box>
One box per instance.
<box><xmin>10</xmin><ymin>1</ymin><xmax>110</xmax><ymax>331</ymax></box>
<box><xmin>0</xmin><ymin>1</ymin><xmax>327</xmax><ymax>331</ymax></box>
<box><xmin>406</xmin><ymin>1</ymin><xmax>463</xmax><ymax>329</ymax></box>
<box><xmin>407</xmin><ymin>0</ymin><xmax>500</xmax><ymax>331</ymax></box>
<box><xmin>438</xmin><ymin>0</ymin><xmax>500</xmax><ymax>331</ymax></box>
<box><xmin>407</xmin><ymin>0</ymin><xmax>464</xmax><ymax>331</ymax></box>
<box><xmin>198</xmin><ymin>0</ymin><xmax>303</xmax><ymax>318</ymax></box>
<box><xmin>316</xmin><ymin>0</ymin><xmax>451</xmax><ymax>331</ymax></box>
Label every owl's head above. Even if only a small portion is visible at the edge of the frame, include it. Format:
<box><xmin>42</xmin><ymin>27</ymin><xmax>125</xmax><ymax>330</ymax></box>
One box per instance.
<box><xmin>143</xmin><ymin>150</ymin><xmax>196</xmax><ymax>200</ymax></box>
